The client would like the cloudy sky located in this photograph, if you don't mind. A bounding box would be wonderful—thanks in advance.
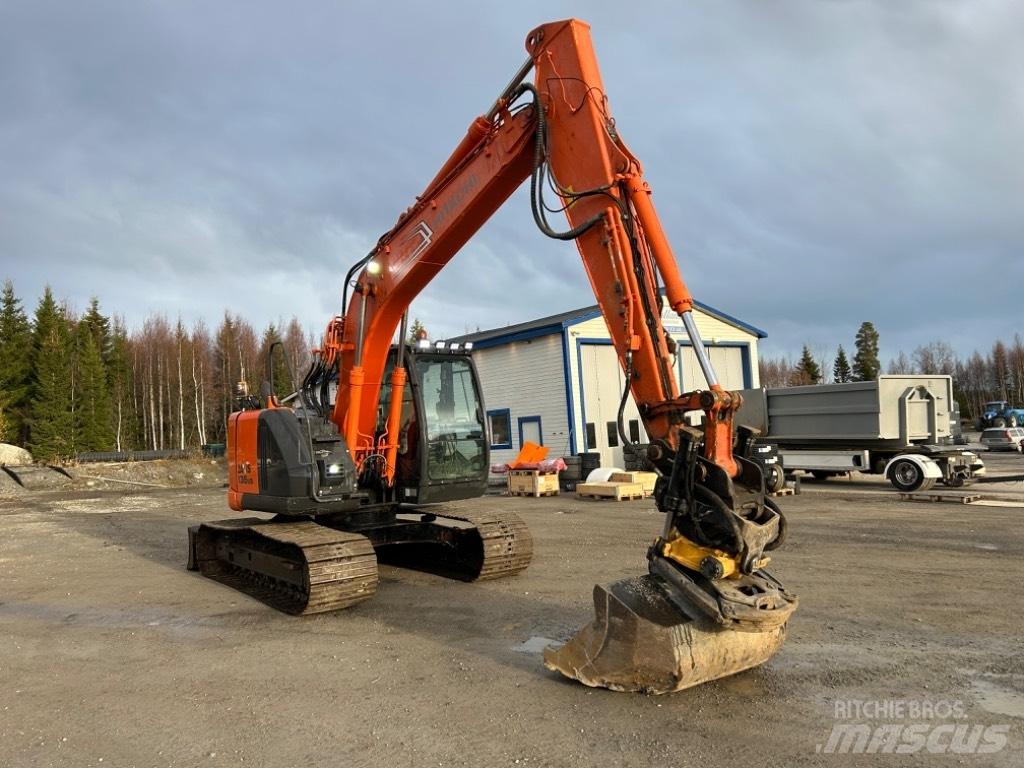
[1,0,1021,364]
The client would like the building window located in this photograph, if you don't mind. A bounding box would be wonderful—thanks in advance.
[606,421,618,448]
[629,419,641,444]
[487,409,512,450]
[518,415,543,448]
[585,422,597,450]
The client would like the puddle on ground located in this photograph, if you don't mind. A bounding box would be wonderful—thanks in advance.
[513,635,558,654]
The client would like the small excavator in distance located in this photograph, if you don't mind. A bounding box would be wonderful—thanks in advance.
[187,18,797,694]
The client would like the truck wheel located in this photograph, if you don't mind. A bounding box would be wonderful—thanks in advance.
[889,458,926,492]
[765,464,786,492]
[992,417,1006,428]
[1009,416,1019,428]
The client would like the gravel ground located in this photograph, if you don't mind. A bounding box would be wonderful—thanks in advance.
[1,456,1023,767]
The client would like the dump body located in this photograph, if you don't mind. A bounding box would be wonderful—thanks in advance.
[737,376,954,449]
[737,376,983,490]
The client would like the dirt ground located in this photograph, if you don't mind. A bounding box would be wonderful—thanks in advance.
[2,455,1024,767]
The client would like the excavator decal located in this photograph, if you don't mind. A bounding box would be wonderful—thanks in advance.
[403,221,433,263]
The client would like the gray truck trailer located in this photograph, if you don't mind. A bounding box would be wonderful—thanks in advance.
[737,375,984,492]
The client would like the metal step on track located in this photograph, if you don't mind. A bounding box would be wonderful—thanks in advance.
[188,518,378,615]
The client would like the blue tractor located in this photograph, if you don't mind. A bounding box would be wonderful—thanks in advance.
[977,400,1024,429]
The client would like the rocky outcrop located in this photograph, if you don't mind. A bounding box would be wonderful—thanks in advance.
[0,443,33,466]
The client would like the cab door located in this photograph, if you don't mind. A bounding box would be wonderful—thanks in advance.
[382,352,489,504]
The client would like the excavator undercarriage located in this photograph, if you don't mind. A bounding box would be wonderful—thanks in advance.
[188,507,532,615]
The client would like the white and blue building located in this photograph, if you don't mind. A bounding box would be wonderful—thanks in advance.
[449,300,766,470]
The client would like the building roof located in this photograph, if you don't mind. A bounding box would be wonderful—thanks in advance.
[448,298,768,349]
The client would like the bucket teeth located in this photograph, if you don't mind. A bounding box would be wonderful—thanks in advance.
[543,575,788,694]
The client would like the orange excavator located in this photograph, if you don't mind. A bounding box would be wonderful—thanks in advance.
[187,18,797,694]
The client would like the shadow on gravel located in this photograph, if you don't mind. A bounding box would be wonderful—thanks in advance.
[40,490,598,676]
[31,489,788,692]
[40,488,222,572]
[352,575,590,675]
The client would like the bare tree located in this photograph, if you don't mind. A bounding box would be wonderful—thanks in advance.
[192,323,209,446]
[992,341,1010,400]
[912,341,956,375]
[758,356,794,388]
[176,320,186,450]
[887,351,912,374]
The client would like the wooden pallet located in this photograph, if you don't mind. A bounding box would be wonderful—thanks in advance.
[507,489,559,498]
[608,471,657,497]
[770,487,795,497]
[898,492,982,505]
[576,481,645,501]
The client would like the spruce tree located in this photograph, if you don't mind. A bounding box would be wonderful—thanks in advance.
[28,288,75,460]
[408,318,427,344]
[73,325,114,451]
[791,345,822,385]
[852,321,881,382]
[833,345,852,383]
[261,324,294,397]
[0,280,33,443]
[80,297,113,364]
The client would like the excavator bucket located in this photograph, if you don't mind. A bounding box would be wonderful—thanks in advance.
[544,575,787,694]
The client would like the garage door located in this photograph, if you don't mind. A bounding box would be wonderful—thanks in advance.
[579,343,647,468]
[678,345,746,391]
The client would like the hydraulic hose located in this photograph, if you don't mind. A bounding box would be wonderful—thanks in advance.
[515,82,604,241]
[691,484,744,556]
[616,354,636,450]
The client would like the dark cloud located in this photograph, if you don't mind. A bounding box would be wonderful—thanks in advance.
[1,0,1020,364]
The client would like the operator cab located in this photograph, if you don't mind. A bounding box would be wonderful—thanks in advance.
[378,345,489,505]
